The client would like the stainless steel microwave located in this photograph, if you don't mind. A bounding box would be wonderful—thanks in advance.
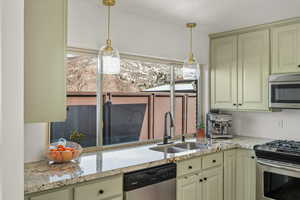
[269,73,300,109]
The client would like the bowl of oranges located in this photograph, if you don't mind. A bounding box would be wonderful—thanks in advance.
[47,138,83,163]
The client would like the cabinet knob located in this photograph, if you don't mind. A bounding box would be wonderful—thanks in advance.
[212,160,216,163]
[199,179,203,182]
[251,156,255,159]
[188,165,193,169]
[99,189,104,194]
[204,178,207,181]
[238,104,242,106]
[298,65,300,68]
[233,104,237,106]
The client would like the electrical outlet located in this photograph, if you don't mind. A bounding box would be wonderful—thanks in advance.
[282,120,287,129]
[277,120,284,128]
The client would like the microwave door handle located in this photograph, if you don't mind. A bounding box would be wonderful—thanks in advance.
[257,159,300,173]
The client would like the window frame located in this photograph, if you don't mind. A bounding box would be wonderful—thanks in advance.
[48,47,202,149]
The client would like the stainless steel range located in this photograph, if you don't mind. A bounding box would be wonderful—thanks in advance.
[254,140,300,200]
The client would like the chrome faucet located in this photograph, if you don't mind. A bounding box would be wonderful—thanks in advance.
[163,112,175,145]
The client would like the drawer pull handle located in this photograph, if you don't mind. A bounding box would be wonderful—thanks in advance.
[204,178,207,181]
[99,190,104,194]
[212,160,216,163]
[188,166,193,169]
[199,179,203,182]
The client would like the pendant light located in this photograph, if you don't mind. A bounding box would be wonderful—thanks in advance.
[183,23,199,80]
[99,0,120,74]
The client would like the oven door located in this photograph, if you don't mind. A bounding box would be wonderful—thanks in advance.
[269,81,300,108]
[257,159,300,200]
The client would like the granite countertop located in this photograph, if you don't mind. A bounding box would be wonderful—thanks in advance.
[24,136,272,195]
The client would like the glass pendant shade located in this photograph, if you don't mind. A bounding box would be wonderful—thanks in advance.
[183,22,199,80]
[183,56,199,80]
[99,45,120,74]
[99,0,120,75]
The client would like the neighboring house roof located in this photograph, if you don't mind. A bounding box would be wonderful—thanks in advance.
[143,83,195,93]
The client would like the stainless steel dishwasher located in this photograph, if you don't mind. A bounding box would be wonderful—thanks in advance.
[124,163,176,200]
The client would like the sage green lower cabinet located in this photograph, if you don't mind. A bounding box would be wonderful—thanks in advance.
[74,174,123,200]
[236,150,256,200]
[224,150,237,200]
[27,175,123,200]
[30,189,72,200]
[202,167,223,200]
[177,174,200,200]
[176,153,223,200]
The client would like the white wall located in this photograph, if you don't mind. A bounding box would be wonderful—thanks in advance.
[1,0,24,199]
[68,0,209,62]
[24,0,210,163]
[232,110,300,140]
[24,123,48,163]
[0,0,2,197]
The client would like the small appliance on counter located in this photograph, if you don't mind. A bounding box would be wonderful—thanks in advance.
[206,110,233,139]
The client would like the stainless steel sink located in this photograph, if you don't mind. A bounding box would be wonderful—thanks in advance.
[150,145,186,153]
[150,141,209,153]
[174,142,208,150]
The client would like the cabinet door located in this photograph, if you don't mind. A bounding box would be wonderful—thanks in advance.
[211,36,238,110]
[224,150,236,200]
[236,150,256,200]
[30,189,72,200]
[202,167,223,200]
[25,0,67,122]
[272,23,300,74]
[237,30,270,110]
[177,174,200,200]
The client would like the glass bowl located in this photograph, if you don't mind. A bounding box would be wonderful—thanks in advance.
[46,138,83,163]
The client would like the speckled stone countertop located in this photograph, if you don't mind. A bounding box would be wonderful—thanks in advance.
[24,136,272,195]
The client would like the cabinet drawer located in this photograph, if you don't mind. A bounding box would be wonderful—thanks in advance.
[202,152,223,170]
[31,189,72,200]
[177,157,202,176]
[74,175,122,200]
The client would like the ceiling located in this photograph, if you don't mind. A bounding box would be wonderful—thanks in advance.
[113,0,300,33]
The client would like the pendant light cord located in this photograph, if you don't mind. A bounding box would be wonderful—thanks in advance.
[190,27,193,56]
[107,6,111,41]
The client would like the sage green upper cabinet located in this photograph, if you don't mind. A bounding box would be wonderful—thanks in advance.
[210,29,270,111]
[211,36,238,110]
[237,30,270,110]
[25,0,67,122]
[271,23,300,74]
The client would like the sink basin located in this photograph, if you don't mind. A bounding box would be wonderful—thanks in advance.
[174,142,208,150]
[150,146,186,153]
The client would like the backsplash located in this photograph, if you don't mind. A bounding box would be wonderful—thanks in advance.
[231,110,300,140]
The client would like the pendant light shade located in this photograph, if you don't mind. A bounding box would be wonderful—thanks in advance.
[183,23,199,80]
[99,0,120,74]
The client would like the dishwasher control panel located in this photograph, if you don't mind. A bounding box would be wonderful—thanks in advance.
[124,163,176,191]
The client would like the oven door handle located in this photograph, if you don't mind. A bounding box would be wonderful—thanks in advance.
[257,159,300,173]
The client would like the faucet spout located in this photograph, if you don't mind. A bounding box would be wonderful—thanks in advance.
[162,112,174,145]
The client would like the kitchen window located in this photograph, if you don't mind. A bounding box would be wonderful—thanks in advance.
[50,48,198,147]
